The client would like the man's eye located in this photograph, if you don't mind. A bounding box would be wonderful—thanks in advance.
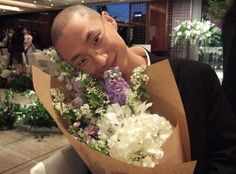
[93,34,100,45]
[78,57,88,67]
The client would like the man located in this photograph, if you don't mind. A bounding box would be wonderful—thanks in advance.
[222,0,236,116]
[35,4,236,174]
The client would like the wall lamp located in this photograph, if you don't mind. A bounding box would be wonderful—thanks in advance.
[0,4,24,11]
[0,0,51,10]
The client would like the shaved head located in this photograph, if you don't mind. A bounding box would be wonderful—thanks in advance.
[50,4,130,79]
[51,4,101,47]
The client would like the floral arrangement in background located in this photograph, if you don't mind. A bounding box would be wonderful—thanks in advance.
[0,89,56,130]
[17,90,56,129]
[50,53,173,167]
[0,64,33,92]
[0,89,21,129]
[173,20,222,47]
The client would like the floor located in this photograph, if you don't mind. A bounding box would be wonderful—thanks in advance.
[0,130,69,174]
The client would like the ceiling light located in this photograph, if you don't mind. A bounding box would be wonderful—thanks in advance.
[0,4,23,11]
[0,0,51,9]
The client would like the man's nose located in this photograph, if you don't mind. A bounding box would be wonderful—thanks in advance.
[92,53,108,69]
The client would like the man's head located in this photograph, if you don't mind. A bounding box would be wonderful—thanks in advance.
[51,5,129,79]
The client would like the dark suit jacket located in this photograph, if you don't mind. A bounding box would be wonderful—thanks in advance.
[222,21,236,116]
[149,52,236,174]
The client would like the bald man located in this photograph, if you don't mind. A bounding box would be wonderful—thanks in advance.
[32,4,236,174]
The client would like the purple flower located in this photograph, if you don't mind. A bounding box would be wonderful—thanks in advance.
[73,82,82,94]
[71,82,84,108]
[104,68,129,105]
[71,96,83,108]
[84,125,99,139]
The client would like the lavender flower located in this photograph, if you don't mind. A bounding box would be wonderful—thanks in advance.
[84,125,99,139]
[71,82,84,108]
[71,96,83,108]
[104,67,129,105]
[73,82,83,94]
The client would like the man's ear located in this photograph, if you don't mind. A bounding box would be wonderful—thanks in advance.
[101,11,117,30]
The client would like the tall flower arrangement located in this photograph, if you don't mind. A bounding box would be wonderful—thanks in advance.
[49,52,173,167]
[173,20,221,47]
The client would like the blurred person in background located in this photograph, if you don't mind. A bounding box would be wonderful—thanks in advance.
[222,0,236,116]
[8,26,24,67]
[23,27,35,54]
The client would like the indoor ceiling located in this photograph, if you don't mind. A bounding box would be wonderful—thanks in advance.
[0,0,150,15]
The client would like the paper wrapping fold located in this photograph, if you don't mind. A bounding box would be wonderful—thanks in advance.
[32,60,196,174]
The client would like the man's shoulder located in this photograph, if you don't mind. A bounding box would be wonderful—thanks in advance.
[167,59,217,84]
[147,51,214,77]
[169,59,210,70]
[169,59,213,72]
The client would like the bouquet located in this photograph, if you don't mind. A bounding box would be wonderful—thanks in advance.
[32,52,196,173]
[50,63,174,167]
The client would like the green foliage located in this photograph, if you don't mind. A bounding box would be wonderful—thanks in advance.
[0,77,7,88]
[5,74,33,92]
[0,89,21,129]
[0,89,56,130]
[207,0,231,19]
[0,64,33,92]
[18,90,56,128]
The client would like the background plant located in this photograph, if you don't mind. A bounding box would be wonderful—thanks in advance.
[207,0,231,19]
[0,89,21,129]
[18,90,56,129]
[0,64,33,92]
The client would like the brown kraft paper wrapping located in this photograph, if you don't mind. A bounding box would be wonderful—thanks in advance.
[32,59,196,174]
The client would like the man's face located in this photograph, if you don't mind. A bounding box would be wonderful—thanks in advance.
[56,12,128,79]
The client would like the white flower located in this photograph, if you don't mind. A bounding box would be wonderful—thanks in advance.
[174,25,181,31]
[130,65,149,87]
[54,102,70,115]
[173,20,221,47]
[50,88,65,102]
[97,103,132,139]
[74,104,92,120]
[75,73,88,82]
[177,31,182,36]
[107,113,173,167]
